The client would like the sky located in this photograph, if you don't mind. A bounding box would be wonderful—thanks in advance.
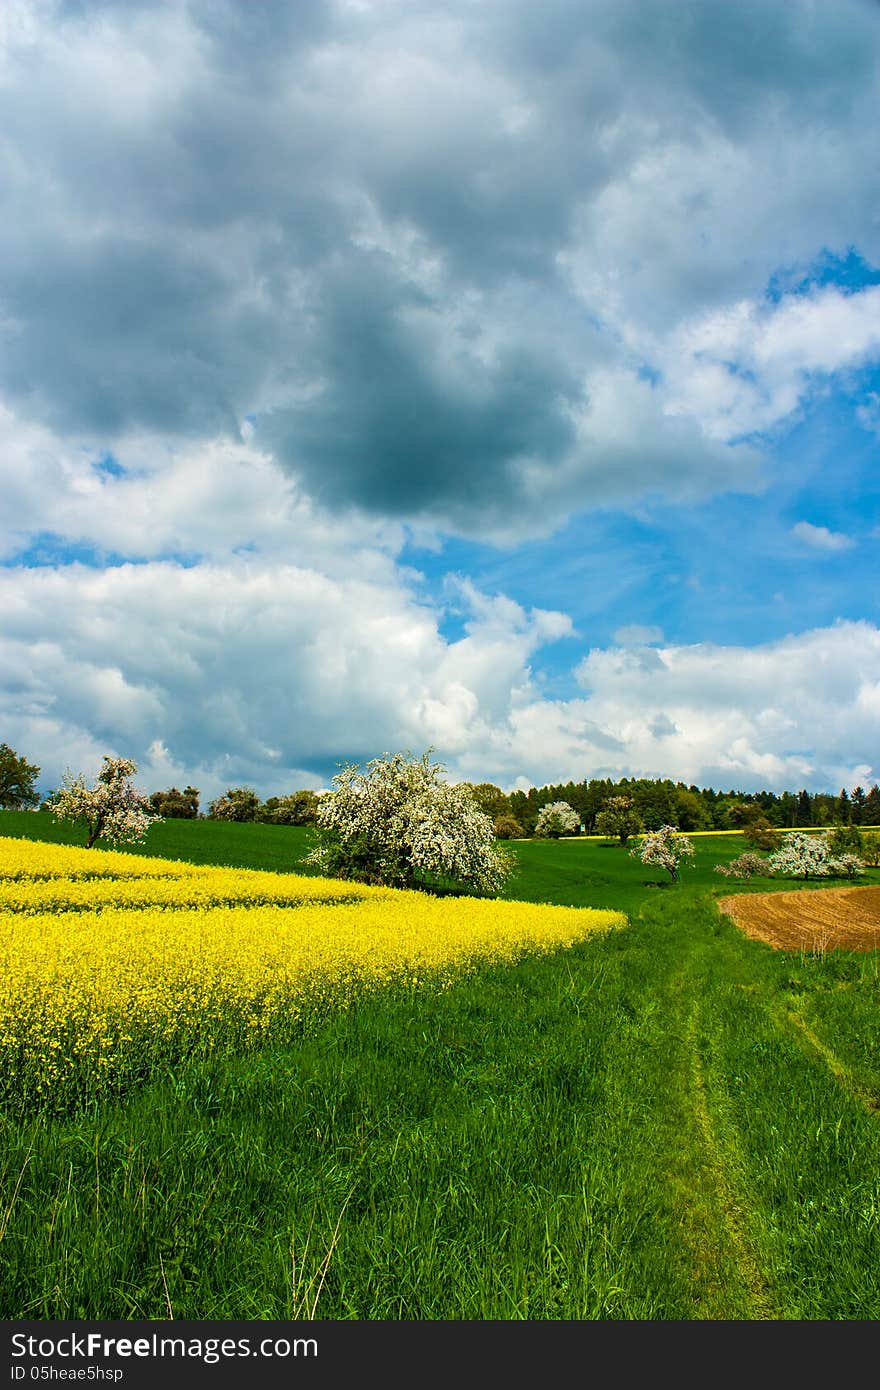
[1,0,879,802]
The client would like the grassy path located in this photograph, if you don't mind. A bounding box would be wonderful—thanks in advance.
[2,893,879,1318]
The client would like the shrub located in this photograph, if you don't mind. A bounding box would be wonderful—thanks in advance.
[827,853,865,879]
[149,785,200,819]
[827,823,864,857]
[860,832,880,867]
[260,791,319,825]
[714,852,770,879]
[494,814,525,840]
[208,787,261,822]
[769,832,834,880]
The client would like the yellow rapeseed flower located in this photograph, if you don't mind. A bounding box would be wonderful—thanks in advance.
[0,835,626,1111]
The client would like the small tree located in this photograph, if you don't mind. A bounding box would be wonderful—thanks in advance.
[860,831,880,867]
[827,823,864,857]
[828,852,865,880]
[714,852,770,879]
[631,824,694,882]
[307,750,512,894]
[260,790,319,825]
[493,813,525,840]
[741,816,781,851]
[0,743,41,809]
[534,801,581,839]
[208,786,261,822]
[595,795,643,845]
[53,756,161,848]
[769,832,833,880]
[461,782,513,822]
[149,785,200,819]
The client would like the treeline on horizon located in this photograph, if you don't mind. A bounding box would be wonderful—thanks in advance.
[134,774,880,837]
[503,776,880,835]
[5,739,878,838]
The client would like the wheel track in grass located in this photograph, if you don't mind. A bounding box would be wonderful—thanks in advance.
[682,997,779,1320]
[772,999,880,1115]
[651,905,784,1320]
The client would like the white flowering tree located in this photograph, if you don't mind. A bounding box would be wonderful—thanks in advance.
[631,824,694,882]
[830,853,866,879]
[769,832,864,880]
[306,750,513,895]
[534,801,581,839]
[53,756,161,848]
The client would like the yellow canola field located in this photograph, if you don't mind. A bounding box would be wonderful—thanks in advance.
[0,837,625,1111]
[0,836,382,897]
[0,867,394,913]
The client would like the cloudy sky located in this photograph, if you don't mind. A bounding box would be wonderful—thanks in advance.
[2,0,879,801]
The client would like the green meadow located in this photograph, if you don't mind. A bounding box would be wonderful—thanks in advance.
[1,811,879,1319]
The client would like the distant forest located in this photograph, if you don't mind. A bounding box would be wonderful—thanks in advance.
[501,777,880,836]
[112,769,880,836]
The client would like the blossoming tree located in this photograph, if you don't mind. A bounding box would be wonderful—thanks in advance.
[53,756,161,848]
[769,831,864,880]
[631,824,694,882]
[534,801,581,839]
[306,750,513,894]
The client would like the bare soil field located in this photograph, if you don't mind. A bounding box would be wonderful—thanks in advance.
[718,885,880,952]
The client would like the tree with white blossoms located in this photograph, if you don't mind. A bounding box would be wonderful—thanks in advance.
[533,800,581,839]
[769,831,863,880]
[631,824,694,882]
[306,750,513,895]
[53,756,161,848]
[830,853,866,880]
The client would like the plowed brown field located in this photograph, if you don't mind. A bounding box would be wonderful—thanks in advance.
[718,884,880,951]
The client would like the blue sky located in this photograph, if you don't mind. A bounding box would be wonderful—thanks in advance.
[1,0,878,799]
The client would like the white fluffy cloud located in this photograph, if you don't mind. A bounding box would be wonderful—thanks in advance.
[2,555,876,798]
[0,559,576,798]
[571,622,880,792]
[791,521,855,552]
[0,402,409,571]
[654,285,880,442]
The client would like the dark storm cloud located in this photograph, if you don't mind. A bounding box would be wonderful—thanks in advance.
[0,0,877,532]
[258,250,589,518]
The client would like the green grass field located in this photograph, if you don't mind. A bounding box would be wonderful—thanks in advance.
[1,811,879,1319]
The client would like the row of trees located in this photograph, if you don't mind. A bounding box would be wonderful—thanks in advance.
[500,777,880,835]
[51,780,320,826]
[4,743,878,833]
[47,751,515,896]
[0,746,324,826]
[202,787,320,825]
